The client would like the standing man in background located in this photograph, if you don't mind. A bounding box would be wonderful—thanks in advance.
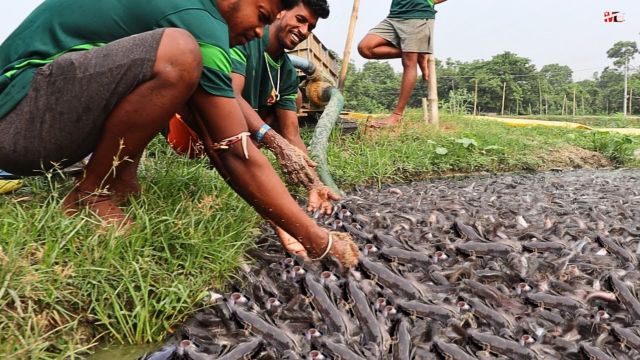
[357,0,447,127]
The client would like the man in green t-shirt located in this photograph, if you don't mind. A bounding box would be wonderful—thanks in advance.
[233,0,333,255]
[229,0,329,153]
[0,0,359,267]
[167,0,333,256]
[358,0,448,126]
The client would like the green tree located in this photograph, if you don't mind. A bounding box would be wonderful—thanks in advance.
[539,64,574,114]
[337,42,638,116]
[343,61,400,112]
[607,41,638,68]
[598,67,625,114]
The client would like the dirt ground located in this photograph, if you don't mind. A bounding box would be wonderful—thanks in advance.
[536,145,612,169]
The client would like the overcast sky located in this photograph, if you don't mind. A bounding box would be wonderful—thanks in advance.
[2,0,639,80]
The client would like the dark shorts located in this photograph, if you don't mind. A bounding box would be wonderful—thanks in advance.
[0,29,164,176]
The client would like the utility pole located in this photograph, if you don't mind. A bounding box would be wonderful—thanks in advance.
[501,82,507,116]
[473,79,478,116]
[623,57,629,116]
[451,79,456,113]
[545,95,548,115]
[573,86,576,116]
[427,54,439,126]
[538,80,543,115]
[338,0,360,90]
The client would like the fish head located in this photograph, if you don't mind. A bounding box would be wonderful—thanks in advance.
[228,292,249,306]
[305,328,322,340]
[308,350,326,359]
[265,297,282,310]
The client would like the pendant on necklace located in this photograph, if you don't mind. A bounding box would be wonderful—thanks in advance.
[267,88,279,105]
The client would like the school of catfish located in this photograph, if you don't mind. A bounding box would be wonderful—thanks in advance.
[141,169,640,359]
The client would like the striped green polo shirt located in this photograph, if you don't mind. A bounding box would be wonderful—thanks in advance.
[0,0,235,119]
[389,0,437,19]
[229,26,299,112]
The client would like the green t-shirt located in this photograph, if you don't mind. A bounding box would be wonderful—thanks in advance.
[389,0,437,19]
[229,26,299,112]
[0,0,234,119]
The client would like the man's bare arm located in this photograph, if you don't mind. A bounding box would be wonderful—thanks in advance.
[275,107,307,154]
[274,107,339,214]
[231,73,317,184]
[188,87,329,256]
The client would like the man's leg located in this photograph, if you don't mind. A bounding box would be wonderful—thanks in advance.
[109,152,142,203]
[418,19,435,82]
[418,53,430,82]
[357,34,401,60]
[374,52,419,126]
[67,28,202,224]
[358,18,402,60]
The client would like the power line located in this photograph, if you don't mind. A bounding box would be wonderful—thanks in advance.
[436,66,609,80]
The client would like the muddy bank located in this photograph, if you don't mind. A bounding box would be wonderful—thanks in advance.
[142,169,640,359]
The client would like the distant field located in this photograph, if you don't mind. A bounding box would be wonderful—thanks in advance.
[514,114,640,128]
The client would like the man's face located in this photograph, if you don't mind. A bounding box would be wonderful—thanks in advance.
[274,4,319,50]
[222,0,282,46]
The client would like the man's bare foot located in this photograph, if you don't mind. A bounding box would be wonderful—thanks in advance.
[370,112,403,128]
[63,188,134,235]
[111,180,141,205]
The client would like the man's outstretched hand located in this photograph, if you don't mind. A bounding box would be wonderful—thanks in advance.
[307,185,340,214]
[273,224,310,260]
[275,226,361,269]
[262,131,340,214]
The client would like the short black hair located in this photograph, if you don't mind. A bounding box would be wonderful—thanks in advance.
[282,0,330,19]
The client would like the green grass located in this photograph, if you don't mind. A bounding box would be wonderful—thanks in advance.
[0,144,259,359]
[1,111,639,359]
[327,112,639,187]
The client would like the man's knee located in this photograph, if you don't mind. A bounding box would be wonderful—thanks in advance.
[155,28,203,87]
[357,40,373,59]
[401,53,419,68]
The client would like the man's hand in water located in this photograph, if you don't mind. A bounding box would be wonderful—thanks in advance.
[272,223,309,260]
[307,184,340,215]
[262,131,319,189]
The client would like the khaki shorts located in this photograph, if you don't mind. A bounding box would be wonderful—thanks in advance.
[368,18,434,53]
